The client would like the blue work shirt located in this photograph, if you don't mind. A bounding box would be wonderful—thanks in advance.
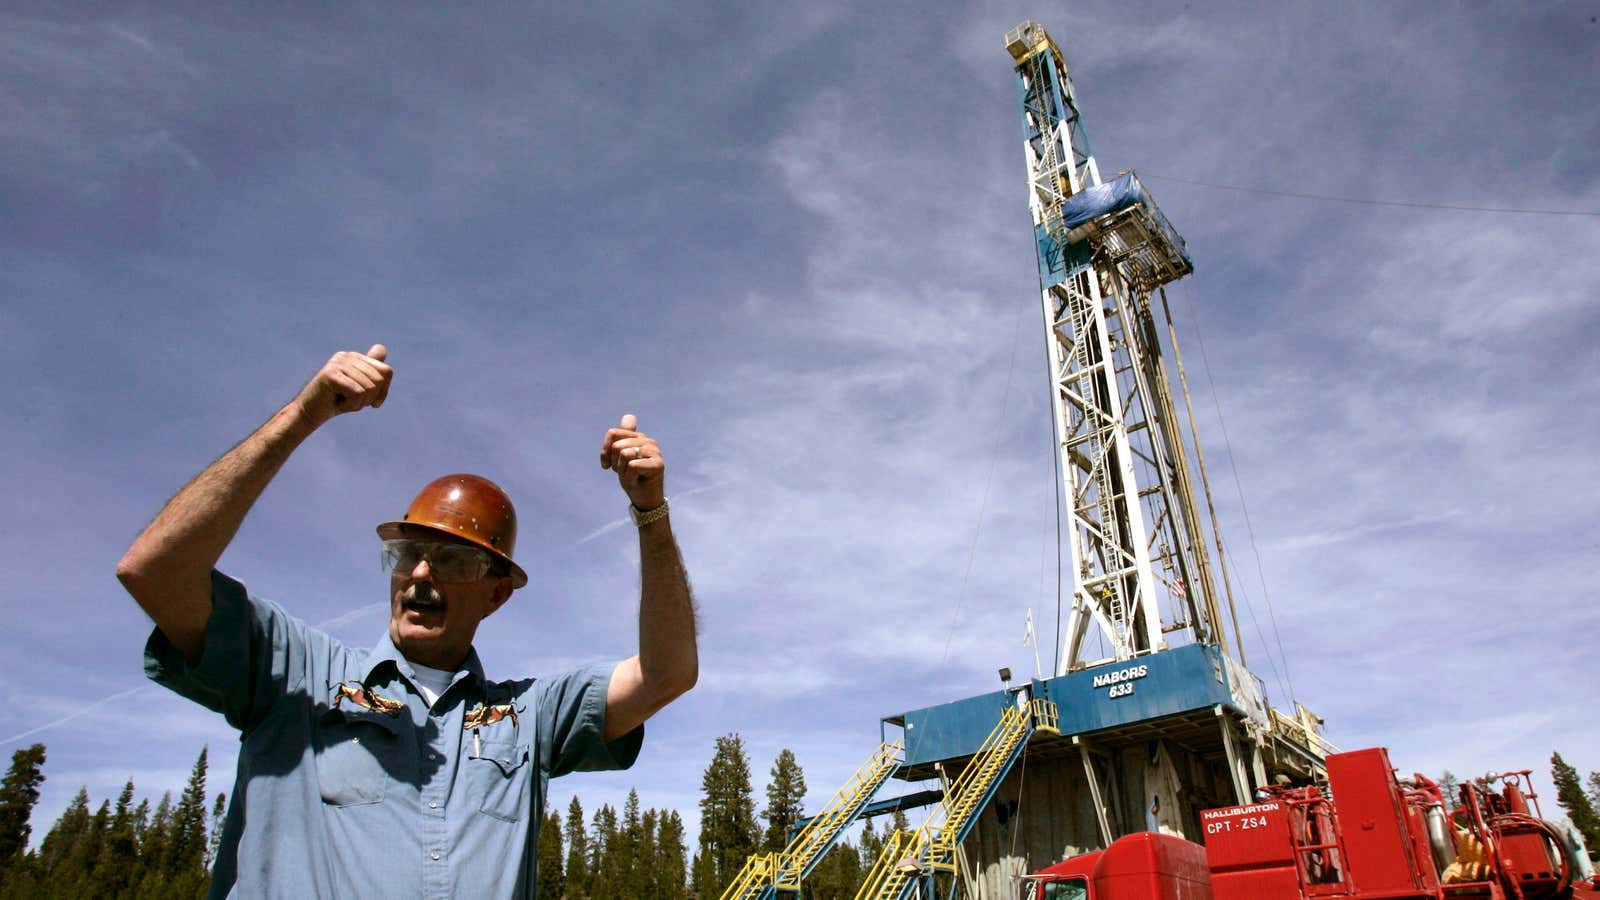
[145,571,642,899]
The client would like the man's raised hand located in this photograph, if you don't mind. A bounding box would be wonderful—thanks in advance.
[600,413,666,510]
[294,344,393,427]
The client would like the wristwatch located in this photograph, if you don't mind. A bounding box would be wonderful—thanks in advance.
[628,498,670,528]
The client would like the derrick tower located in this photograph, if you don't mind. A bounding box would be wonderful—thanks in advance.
[1009,20,1228,674]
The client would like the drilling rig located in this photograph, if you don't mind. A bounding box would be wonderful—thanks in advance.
[865,21,1336,897]
[722,20,1334,900]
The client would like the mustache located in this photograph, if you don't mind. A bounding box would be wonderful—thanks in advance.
[402,583,444,607]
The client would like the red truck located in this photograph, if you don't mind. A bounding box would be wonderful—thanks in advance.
[1021,747,1599,900]
[1022,831,1211,899]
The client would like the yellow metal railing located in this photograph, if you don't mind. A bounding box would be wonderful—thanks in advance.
[780,741,901,879]
[720,740,903,900]
[1031,697,1061,734]
[929,706,1035,868]
[855,699,1059,898]
[1004,21,1053,63]
[720,853,778,900]
[854,827,926,900]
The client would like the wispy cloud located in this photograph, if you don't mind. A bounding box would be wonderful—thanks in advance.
[573,483,729,546]
[0,686,153,748]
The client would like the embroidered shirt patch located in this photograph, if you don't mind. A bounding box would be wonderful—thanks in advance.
[463,703,519,730]
[332,681,405,717]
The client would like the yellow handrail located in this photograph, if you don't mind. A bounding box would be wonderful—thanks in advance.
[855,698,1059,898]
[854,827,928,900]
[720,740,903,900]
[780,740,901,878]
[719,853,777,900]
[1031,697,1061,734]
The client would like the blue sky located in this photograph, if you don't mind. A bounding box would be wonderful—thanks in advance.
[3,1,1597,851]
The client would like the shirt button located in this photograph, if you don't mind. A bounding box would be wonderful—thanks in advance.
[430,851,441,861]
[428,801,438,809]
[351,738,360,744]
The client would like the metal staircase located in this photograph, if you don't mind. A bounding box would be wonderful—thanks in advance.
[856,699,1060,899]
[720,741,904,900]
[856,827,927,900]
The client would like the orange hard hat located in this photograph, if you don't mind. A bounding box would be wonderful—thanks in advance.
[376,474,528,588]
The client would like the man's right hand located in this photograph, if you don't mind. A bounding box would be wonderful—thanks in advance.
[119,342,394,662]
[292,344,393,428]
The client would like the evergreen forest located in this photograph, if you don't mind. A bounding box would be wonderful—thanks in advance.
[4,737,1596,898]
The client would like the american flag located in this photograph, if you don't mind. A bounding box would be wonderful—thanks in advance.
[1170,578,1187,600]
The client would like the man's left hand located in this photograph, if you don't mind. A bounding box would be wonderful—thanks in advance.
[600,414,665,510]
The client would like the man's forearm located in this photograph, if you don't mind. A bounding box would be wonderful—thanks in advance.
[604,516,698,740]
[117,402,317,661]
[118,345,392,662]
[636,518,698,698]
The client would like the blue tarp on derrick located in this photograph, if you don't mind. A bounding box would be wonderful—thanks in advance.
[1048,171,1194,275]
[1059,172,1145,231]
[1056,169,1145,229]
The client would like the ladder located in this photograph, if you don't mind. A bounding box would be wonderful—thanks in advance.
[720,740,904,900]
[856,699,1060,899]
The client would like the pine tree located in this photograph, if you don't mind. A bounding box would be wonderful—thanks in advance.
[564,796,589,900]
[589,803,617,899]
[131,797,150,850]
[1437,771,1461,811]
[0,743,47,876]
[1588,771,1600,815]
[536,809,563,900]
[206,792,227,870]
[637,809,658,897]
[804,839,863,900]
[134,791,174,897]
[171,748,209,869]
[763,749,807,852]
[858,818,884,871]
[694,734,759,898]
[0,851,40,900]
[690,848,718,900]
[63,799,111,900]
[90,780,138,897]
[165,746,212,898]
[35,787,90,883]
[656,810,689,900]
[615,790,643,896]
[1552,751,1600,850]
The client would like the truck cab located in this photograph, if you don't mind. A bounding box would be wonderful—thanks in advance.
[1021,863,1088,900]
[1020,832,1213,900]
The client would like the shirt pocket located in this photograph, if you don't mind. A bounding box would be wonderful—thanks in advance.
[466,739,531,822]
[315,712,401,807]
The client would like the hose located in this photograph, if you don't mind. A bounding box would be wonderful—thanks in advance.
[1488,813,1572,899]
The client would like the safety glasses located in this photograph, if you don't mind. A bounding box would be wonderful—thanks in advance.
[380,539,495,583]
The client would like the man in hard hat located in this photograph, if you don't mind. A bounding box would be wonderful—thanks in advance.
[116,344,697,898]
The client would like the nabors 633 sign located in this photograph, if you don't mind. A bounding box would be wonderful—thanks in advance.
[1092,664,1149,699]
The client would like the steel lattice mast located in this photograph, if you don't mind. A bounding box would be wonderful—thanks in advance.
[1005,21,1239,675]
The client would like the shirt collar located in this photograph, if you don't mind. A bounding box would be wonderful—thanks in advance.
[362,633,486,689]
